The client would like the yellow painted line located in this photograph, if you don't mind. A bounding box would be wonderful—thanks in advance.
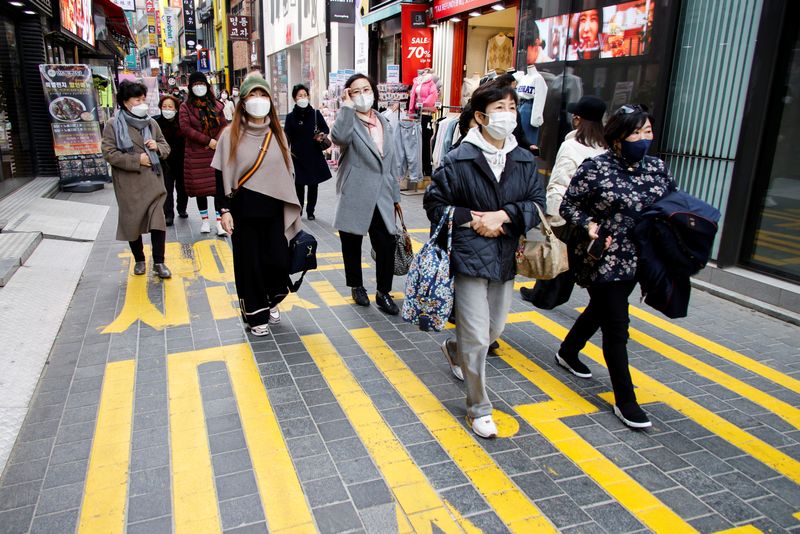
[317,262,370,272]
[494,342,695,533]
[78,360,135,534]
[628,306,800,395]
[506,311,800,484]
[303,333,482,533]
[169,345,314,533]
[310,280,349,307]
[514,280,535,290]
[317,251,344,259]
[350,328,557,532]
[714,527,762,533]
[758,229,800,243]
[194,239,234,283]
[207,286,239,320]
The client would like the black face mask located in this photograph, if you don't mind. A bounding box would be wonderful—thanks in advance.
[620,139,652,162]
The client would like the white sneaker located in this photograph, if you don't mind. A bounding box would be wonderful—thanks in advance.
[468,415,497,439]
[250,324,270,337]
[268,308,281,325]
[440,338,464,381]
[200,220,211,233]
[216,221,227,236]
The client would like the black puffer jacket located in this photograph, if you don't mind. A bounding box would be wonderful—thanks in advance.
[424,141,545,282]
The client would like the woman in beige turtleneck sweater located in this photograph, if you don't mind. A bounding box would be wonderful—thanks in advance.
[212,74,302,337]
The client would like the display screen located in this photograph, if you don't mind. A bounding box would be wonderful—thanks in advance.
[60,0,96,46]
[528,0,653,64]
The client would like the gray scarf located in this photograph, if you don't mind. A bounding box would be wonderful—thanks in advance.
[114,109,162,174]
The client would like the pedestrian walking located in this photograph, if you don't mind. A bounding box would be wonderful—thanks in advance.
[557,104,676,429]
[331,73,402,315]
[155,95,188,225]
[220,89,235,121]
[520,95,606,306]
[284,84,332,221]
[180,71,228,236]
[212,74,302,337]
[424,81,544,438]
[101,80,172,279]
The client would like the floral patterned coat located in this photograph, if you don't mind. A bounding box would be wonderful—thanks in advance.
[560,150,677,287]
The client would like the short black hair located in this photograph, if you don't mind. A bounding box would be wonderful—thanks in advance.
[117,80,147,108]
[458,101,474,137]
[604,104,654,146]
[469,80,518,119]
[344,73,379,110]
[495,73,516,87]
[292,84,309,99]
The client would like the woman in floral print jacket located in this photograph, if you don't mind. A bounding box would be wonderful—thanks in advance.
[557,104,676,430]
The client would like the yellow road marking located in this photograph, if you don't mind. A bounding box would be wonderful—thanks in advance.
[303,333,482,533]
[514,281,535,290]
[494,341,695,532]
[317,262,369,272]
[714,527,763,533]
[78,360,135,534]
[310,280,349,307]
[194,240,234,283]
[169,345,314,533]
[350,328,557,532]
[207,286,239,320]
[629,305,800,395]
[506,311,800,484]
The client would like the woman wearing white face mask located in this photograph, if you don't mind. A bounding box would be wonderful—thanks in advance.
[212,74,302,337]
[220,90,235,121]
[155,95,188,225]
[424,80,545,438]
[331,73,402,315]
[283,83,332,221]
[101,80,172,279]
[180,71,228,236]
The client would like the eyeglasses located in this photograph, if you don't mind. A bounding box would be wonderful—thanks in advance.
[616,104,648,115]
[349,87,373,96]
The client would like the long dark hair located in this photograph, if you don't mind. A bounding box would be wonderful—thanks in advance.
[228,89,292,172]
[575,119,606,148]
[344,73,379,110]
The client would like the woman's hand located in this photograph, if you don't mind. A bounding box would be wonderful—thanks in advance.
[588,221,612,250]
[471,210,508,238]
[139,153,151,167]
[144,139,158,151]
[341,88,353,106]
[208,138,218,150]
[221,212,234,235]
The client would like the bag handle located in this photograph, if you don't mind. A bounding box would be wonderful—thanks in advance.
[534,204,554,238]
[230,131,272,197]
[395,203,408,231]
[427,207,454,256]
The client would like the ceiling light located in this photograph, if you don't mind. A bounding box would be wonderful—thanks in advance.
[491,4,505,10]
[450,16,461,22]
[468,11,481,17]
[428,23,437,28]
[9,1,24,6]
[23,9,36,13]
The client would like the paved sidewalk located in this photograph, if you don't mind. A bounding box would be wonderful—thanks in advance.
[1,180,799,533]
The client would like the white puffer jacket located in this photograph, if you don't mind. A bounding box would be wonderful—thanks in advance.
[546,130,605,225]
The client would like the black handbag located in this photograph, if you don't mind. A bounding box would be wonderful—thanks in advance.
[522,270,575,310]
[287,230,317,292]
[314,111,332,150]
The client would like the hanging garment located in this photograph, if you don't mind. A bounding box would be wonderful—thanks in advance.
[486,34,514,73]
[397,120,423,182]
[431,116,460,170]
[421,114,434,177]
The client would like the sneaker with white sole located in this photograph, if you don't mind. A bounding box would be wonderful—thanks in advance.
[250,324,270,337]
[467,415,497,439]
[216,221,227,236]
[440,338,464,381]
[200,220,211,233]
[614,403,652,429]
[555,350,592,379]
[268,308,280,325]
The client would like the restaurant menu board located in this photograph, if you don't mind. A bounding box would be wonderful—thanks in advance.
[39,64,110,186]
[531,0,654,63]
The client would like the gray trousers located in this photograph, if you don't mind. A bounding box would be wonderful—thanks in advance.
[453,274,514,419]
[397,121,422,182]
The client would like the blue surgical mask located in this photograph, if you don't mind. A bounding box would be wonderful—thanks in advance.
[620,139,651,162]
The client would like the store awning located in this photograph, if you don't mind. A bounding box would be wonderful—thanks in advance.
[361,2,403,25]
[93,0,135,42]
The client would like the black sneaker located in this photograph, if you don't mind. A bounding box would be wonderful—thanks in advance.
[555,350,592,378]
[165,216,174,227]
[614,402,652,429]
[520,286,536,303]
[488,340,500,355]
[375,292,399,315]
[307,214,316,221]
[351,286,370,307]
[178,211,189,219]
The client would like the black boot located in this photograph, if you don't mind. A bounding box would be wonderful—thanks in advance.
[351,286,370,307]
[375,292,399,315]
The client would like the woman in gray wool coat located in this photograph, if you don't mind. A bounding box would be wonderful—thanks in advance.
[101,80,172,279]
[331,73,401,315]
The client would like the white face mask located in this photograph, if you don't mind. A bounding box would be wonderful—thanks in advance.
[220,93,228,100]
[192,85,208,97]
[296,98,309,108]
[482,111,517,141]
[130,103,149,117]
[232,90,239,97]
[161,109,177,120]
[353,93,374,113]
[245,97,271,118]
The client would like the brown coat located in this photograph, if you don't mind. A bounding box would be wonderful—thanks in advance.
[101,118,171,241]
[179,101,227,197]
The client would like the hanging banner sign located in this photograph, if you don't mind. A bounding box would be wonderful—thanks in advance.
[227,15,250,41]
[432,0,495,20]
[112,0,135,11]
[401,4,433,85]
[197,48,211,72]
[164,8,177,46]
[38,64,110,188]
[329,0,355,23]
[183,0,197,50]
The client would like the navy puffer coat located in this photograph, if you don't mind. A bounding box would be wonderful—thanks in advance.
[424,141,545,282]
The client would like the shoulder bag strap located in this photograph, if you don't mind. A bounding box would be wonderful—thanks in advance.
[230,130,272,197]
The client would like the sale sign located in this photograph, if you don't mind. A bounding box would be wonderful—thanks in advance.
[401,4,433,85]
[432,0,495,20]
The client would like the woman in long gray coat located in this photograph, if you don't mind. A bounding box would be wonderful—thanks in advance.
[101,80,172,278]
[331,74,401,315]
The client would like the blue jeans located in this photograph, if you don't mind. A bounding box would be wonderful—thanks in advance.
[519,100,539,146]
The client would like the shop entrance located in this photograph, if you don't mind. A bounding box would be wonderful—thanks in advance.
[461,8,518,104]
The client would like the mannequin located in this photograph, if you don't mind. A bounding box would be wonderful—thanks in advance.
[514,64,547,145]
[408,68,439,177]
[461,72,481,106]
[486,32,514,73]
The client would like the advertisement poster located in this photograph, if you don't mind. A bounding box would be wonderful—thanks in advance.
[182,0,197,50]
[39,64,110,187]
[527,0,654,64]
[329,0,355,23]
[400,4,433,85]
[354,0,369,74]
[60,0,96,46]
[386,65,400,84]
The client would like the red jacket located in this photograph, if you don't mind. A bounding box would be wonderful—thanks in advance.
[179,100,227,197]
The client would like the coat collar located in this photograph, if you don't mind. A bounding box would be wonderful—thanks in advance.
[352,109,389,165]
[452,140,533,163]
